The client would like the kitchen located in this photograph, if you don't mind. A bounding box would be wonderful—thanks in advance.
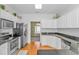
[0,4,79,55]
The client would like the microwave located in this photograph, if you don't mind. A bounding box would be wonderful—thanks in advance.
[0,18,14,29]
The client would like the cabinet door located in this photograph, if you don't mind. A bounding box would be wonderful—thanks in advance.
[49,36,62,49]
[48,36,57,48]
[41,35,49,45]
[57,9,79,28]
[0,42,8,55]
[18,37,21,49]
[0,19,2,29]
[41,35,62,49]
[57,16,72,28]
[0,10,10,19]
[57,17,65,28]
[70,11,79,28]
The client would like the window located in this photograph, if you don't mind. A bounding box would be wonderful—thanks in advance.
[35,23,40,34]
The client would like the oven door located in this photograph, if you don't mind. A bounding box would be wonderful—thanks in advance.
[8,38,18,55]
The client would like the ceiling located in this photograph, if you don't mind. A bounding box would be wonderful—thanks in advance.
[7,4,79,15]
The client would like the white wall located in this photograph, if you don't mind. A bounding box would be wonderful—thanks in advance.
[41,28,57,32]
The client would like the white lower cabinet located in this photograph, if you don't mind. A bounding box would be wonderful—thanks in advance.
[70,42,79,54]
[0,38,19,55]
[49,36,62,49]
[61,40,70,49]
[0,42,9,55]
[18,37,21,49]
[41,35,50,45]
[41,35,62,49]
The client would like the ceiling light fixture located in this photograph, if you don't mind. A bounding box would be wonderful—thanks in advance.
[35,4,42,9]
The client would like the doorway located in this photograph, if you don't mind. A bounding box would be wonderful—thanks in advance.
[31,22,40,42]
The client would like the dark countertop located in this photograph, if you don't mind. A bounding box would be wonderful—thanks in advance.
[0,36,20,45]
[0,37,11,45]
[55,33,79,41]
[41,32,79,41]
[0,39,7,45]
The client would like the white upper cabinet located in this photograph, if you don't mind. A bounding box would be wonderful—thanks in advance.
[41,19,57,28]
[0,10,21,28]
[0,10,16,22]
[57,8,79,28]
[0,10,12,20]
[57,15,72,28]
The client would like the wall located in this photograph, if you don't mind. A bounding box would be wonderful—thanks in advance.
[41,28,57,32]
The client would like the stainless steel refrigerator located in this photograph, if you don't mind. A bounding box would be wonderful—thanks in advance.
[16,23,24,48]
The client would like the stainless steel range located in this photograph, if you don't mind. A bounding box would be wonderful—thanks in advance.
[8,37,18,55]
